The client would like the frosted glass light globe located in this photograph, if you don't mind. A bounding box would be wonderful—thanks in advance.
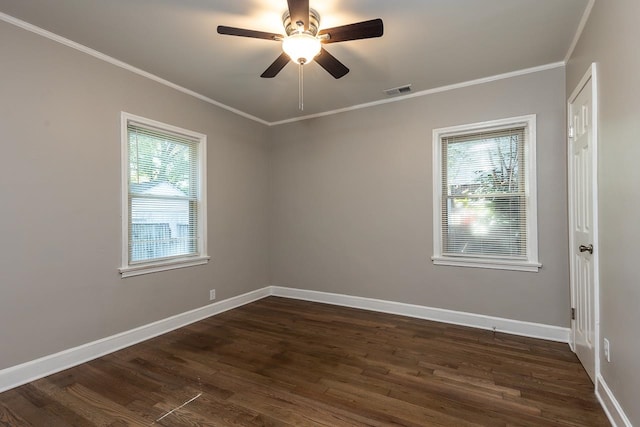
[282,33,321,64]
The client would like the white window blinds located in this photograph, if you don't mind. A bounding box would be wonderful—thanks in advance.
[441,126,527,259]
[127,122,200,264]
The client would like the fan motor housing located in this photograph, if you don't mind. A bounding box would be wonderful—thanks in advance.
[283,8,320,36]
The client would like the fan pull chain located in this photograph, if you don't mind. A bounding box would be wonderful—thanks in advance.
[298,62,304,111]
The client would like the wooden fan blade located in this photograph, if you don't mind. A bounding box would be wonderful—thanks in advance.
[261,53,291,78]
[318,18,384,43]
[315,48,349,79]
[217,25,282,41]
[287,0,309,31]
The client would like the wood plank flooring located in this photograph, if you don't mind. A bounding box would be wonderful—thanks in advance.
[0,297,609,426]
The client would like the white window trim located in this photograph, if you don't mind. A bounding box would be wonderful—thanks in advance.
[431,115,541,272]
[119,112,209,278]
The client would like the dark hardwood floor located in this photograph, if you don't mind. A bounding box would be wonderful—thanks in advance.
[0,297,609,426]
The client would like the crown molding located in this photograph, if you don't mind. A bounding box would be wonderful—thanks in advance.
[0,12,269,126]
[1,11,565,127]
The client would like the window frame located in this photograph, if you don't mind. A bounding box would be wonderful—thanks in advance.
[431,115,540,272]
[119,112,209,278]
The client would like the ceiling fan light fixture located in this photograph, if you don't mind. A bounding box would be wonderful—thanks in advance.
[282,33,321,64]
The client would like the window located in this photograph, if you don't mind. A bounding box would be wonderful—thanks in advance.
[120,113,208,277]
[432,115,540,272]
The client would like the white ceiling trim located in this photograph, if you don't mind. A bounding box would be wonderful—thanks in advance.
[0,11,270,126]
[269,62,565,126]
[1,10,567,128]
[563,0,596,63]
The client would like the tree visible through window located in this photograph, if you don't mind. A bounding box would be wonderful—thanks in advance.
[444,128,525,257]
[120,113,208,277]
[432,116,539,271]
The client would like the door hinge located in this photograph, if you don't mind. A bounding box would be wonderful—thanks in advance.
[568,126,575,138]
[571,308,576,320]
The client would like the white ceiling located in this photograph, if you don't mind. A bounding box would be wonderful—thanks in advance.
[0,0,589,123]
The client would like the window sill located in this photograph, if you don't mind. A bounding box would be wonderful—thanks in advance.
[431,256,541,272]
[120,256,210,278]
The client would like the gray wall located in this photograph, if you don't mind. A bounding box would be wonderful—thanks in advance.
[269,67,570,327]
[4,3,637,421]
[0,12,576,384]
[0,21,270,370]
[566,0,640,424]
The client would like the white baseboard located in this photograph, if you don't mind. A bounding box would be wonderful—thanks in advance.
[596,374,633,427]
[0,285,572,394]
[270,286,570,343]
[0,287,271,393]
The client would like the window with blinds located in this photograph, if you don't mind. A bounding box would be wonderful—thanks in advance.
[120,113,208,277]
[432,116,540,272]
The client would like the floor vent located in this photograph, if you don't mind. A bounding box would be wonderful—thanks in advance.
[384,84,412,96]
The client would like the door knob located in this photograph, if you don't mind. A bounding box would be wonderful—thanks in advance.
[579,244,593,254]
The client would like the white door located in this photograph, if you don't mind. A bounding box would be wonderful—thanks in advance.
[568,66,598,383]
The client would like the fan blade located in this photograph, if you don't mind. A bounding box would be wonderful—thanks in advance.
[318,18,384,43]
[315,48,349,79]
[261,53,291,78]
[287,0,309,31]
[217,26,282,41]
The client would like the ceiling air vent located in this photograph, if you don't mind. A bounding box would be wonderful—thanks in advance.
[384,84,412,96]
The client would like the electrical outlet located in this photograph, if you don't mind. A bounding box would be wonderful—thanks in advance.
[603,338,611,362]
[209,289,216,301]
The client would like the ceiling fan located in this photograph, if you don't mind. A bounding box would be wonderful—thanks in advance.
[217,0,384,80]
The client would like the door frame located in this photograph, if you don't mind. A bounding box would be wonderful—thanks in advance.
[567,62,600,384]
